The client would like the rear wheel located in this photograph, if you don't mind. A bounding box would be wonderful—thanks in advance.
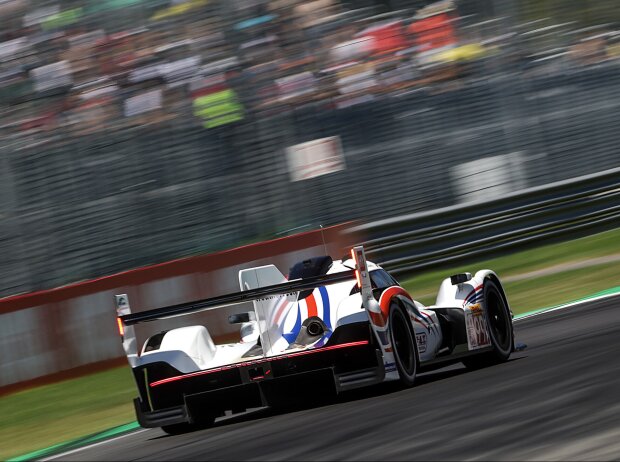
[162,423,195,435]
[389,303,419,387]
[463,279,513,369]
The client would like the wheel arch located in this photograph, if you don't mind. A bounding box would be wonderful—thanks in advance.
[390,293,418,328]
[475,270,513,319]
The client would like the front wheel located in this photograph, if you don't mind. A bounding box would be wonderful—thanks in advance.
[389,303,419,387]
[463,279,513,369]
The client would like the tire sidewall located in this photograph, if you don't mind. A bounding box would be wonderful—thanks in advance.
[389,302,419,386]
[483,279,513,361]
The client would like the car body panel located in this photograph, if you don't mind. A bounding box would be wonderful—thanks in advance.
[115,246,513,428]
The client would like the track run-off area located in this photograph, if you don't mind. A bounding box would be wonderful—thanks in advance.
[47,296,620,461]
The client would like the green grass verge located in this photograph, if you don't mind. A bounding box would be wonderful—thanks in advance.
[399,227,620,310]
[2,228,620,460]
[501,261,620,314]
[0,368,136,460]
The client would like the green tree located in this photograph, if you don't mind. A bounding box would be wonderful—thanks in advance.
[518,0,620,27]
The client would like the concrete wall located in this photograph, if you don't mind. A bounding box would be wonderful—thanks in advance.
[0,225,355,392]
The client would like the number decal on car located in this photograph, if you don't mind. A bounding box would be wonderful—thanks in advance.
[465,304,491,350]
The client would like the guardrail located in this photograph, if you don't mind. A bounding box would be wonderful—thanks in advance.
[3,61,620,297]
[349,167,620,275]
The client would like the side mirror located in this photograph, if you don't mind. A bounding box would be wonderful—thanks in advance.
[228,311,256,324]
[450,273,472,285]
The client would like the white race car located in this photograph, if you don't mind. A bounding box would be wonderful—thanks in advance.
[115,246,515,434]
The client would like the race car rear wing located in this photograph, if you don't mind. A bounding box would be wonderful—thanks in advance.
[119,269,355,326]
[114,246,375,364]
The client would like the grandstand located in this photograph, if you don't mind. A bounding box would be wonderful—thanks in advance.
[0,0,619,296]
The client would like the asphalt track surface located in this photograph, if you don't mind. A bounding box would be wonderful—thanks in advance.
[59,298,620,461]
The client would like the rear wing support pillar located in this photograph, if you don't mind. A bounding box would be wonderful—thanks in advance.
[115,294,139,367]
[351,246,396,368]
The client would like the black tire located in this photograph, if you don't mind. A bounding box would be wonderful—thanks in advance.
[161,414,215,435]
[463,279,513,369]
[389,303,419,387]
[161,423,195,435]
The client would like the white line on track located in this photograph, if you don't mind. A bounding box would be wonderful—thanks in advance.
[38,407,266,461]
[514,290,620,322]
[40,429,150,461]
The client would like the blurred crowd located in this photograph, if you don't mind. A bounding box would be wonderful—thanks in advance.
[1,0,619,140]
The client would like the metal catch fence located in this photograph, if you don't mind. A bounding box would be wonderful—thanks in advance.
[1,0,619,296]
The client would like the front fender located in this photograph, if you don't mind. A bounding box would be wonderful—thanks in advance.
[434,269,508,310]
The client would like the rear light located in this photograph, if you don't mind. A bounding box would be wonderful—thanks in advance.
[116,317,124,337]
[351,248,362,288]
